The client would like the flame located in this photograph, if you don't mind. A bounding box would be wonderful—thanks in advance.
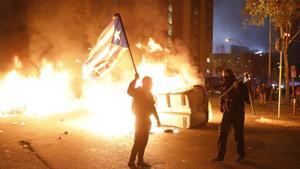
[136,38,202,94]
[0,38,204,136]
[78,81,135,136]
[0,61,76,117]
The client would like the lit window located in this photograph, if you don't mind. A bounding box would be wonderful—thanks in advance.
[168,13,172,24]
[168,26,172,36]
[168,5,172,13]
[206,58,210,63]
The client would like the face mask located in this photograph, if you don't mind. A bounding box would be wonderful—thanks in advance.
[223,76,231,82]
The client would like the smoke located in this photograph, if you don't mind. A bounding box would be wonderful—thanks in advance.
[25,0,92,72]
[213,0,268,53]
[0,0,199,86]
[0,0,29,75]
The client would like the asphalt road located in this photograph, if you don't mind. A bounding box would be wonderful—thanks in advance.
[0,103,300,169]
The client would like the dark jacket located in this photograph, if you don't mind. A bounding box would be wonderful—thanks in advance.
[127,80,157,119]
[220,81,249,113]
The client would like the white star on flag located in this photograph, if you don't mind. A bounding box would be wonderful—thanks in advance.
[82,14,129,79]
[114,30,121,42]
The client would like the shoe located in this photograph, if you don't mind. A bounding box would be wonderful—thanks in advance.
[236,156,245,163]
[137,161,151,167]
[211,157,224,162]
[128,162,136,168]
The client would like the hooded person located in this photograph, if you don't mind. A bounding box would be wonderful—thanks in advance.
[212,69,249,163]
[127,74,161,168]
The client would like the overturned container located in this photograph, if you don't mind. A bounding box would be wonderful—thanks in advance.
[155,85,209,128]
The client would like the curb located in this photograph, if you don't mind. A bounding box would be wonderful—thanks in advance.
[254,116,300,127]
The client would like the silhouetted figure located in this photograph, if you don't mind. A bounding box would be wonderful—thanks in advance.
[260,83,267,105]
[127,74,161,168]
[212,69,249,163]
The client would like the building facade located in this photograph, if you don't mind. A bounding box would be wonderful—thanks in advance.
[167,0,213,73]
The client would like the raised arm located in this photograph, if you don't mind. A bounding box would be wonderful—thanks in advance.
[127,73,139,97]
[127,79,137,97]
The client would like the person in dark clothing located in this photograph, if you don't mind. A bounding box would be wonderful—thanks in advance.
[212,69,249,163]
[127,74,161,168]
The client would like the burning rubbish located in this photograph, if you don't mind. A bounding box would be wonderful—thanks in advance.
[0,19,205,136]
[0,38,206,136]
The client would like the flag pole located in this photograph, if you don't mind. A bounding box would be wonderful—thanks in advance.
[115,13,138,74]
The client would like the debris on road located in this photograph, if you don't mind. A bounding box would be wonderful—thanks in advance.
[19,140,34,153]
[64,131,68,135]
[164,129,174,133]
[164,128,180,134]
[19,140,52,168]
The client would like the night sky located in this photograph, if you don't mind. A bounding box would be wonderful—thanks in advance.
[213,0,300,66]
[213,0,269,53]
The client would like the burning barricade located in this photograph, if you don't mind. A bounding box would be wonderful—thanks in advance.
[0,14,211,136]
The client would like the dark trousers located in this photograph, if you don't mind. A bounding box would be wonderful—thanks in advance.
[217,111,245,159]
[129,119,151,163]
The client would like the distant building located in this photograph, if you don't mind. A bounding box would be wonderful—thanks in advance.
[207,46,280,84]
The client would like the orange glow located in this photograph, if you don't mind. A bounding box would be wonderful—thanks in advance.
[0,38,203,135]
[0,60,76,117]
[208,100,213,122]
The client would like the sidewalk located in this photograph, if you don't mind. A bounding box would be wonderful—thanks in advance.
[209,98,300,127]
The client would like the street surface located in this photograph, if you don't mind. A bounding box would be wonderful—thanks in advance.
[0,99,300,169]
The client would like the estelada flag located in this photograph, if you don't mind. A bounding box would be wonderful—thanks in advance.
[83,14,129,78]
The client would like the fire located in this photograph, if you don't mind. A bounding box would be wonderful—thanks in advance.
[0,38,205,136]
[78,81,135,136]
[136,38,202,94]
[0,60,76,117]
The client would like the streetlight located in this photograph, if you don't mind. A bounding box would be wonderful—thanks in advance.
[224,38,243,46]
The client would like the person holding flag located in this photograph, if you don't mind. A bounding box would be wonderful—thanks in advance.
[82,13,160,168]
[127,73,161,168]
